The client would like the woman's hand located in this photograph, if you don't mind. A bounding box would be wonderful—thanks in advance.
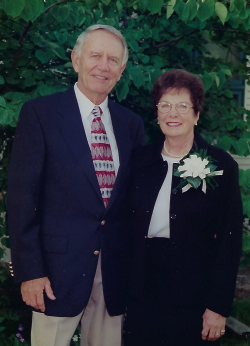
[201,308,226,341]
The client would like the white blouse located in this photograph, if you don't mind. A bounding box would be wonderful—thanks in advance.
[147,155,180,238]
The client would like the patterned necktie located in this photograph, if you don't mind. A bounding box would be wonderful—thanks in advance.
[91,106,116,207]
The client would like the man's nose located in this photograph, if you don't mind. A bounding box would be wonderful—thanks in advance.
[97,58,109,71]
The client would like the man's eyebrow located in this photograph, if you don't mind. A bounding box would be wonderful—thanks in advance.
[90,51,120,60]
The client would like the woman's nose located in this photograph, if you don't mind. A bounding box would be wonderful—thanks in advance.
[169,105,178,117]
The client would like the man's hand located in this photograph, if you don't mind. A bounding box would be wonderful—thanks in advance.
[202,308,226,341]
[21,277,56,312]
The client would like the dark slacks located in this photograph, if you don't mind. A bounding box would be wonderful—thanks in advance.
[124,238,221,346]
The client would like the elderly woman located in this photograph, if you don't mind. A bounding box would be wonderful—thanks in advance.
[124,69,242,346]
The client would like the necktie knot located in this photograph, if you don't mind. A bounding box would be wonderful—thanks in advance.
[92,106,102,117]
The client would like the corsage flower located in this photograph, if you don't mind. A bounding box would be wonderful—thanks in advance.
[174,148,223,193]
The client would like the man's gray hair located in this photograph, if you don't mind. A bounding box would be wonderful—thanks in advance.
[73,24,128,65]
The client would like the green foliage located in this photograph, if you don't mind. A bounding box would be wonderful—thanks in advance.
[0,265,31,345]
[231,298,250,327]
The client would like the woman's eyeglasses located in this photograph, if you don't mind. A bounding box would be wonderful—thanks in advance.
[156,101,194,114]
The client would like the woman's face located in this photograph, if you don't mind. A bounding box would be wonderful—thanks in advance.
[157,88,199,141]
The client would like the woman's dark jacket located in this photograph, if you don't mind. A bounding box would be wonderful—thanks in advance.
[128,132,242,317]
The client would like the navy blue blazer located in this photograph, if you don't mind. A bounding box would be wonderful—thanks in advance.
[128,132,242,317]
[8,86,145,317]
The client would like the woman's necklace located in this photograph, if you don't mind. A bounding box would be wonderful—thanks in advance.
[163,141,189,158]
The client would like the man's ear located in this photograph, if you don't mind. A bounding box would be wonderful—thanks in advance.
[71,50,79,73]
[117,64,126,81]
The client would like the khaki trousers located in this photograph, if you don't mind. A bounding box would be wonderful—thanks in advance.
[31,255,123,346]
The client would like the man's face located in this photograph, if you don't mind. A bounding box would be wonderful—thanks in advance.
[71,30,126,104]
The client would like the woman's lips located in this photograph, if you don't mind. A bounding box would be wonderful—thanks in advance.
[166,122,181,127]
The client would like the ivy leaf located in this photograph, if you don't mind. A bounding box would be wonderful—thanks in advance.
[0,41,8,50]
[217,136,232,151]
[115,81,129,101]
[130,67,145,88]
[147,0,163,14]
[217,70,225,88]
[24,77,36,87]
[34,71,46,80]
[233,138,249,156]
[1,237,10,248]
[0,109,11,126]
[234,0,246,13]
[20,0,41,22]
[201,72,213,92]
[51,5,70,23]
[35,49,54,64]
[128,40,139,53]
[215,2,228,25]
[13,92,25,102]
[116,1,123,15]
[0,96,6,108]
[179,2,190,22]
[222,68,232,77]
[55,31,68,45]
[197,0,215,22]
[167,0,176,18]
[50,46,67,60]
[210,72,220,87]
[101,0,111,5]
[222,89,233,98]
[167,4,175,19]
[138,54,150,64]
[242,233,250,252]
[186,0,198,20]
[229,0,235,12]
[0,76,5,85]
[38,85,58,97]
[6,76,19,85]
[2,0,25,18]
[150,68,163,84]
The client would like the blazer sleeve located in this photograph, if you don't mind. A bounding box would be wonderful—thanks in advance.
[8,101,47,283]
[204,160,243,317]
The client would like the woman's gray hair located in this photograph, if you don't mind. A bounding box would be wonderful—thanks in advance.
[73,24,128,65]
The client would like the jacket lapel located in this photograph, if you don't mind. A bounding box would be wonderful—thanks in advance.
[56,87,102,201]
[105,101,131,211]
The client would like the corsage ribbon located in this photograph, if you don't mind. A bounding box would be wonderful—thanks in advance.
[181,170,224,194]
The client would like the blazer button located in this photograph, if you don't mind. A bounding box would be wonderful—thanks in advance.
[101,220,105,226]
[170,214,177,219]
[94,251,100,255]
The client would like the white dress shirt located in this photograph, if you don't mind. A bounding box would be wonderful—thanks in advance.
[147,154,180,238]
[74,83,120,175]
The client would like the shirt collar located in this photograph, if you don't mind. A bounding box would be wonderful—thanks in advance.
[74,83,109,121]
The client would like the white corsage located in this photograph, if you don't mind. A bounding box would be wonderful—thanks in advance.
[174,149,223,193]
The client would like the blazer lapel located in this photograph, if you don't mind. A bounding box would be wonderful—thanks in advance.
[56,87,102,200]
[105,101,131,211]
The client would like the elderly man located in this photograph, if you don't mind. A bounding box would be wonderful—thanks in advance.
[8,24,145,346]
